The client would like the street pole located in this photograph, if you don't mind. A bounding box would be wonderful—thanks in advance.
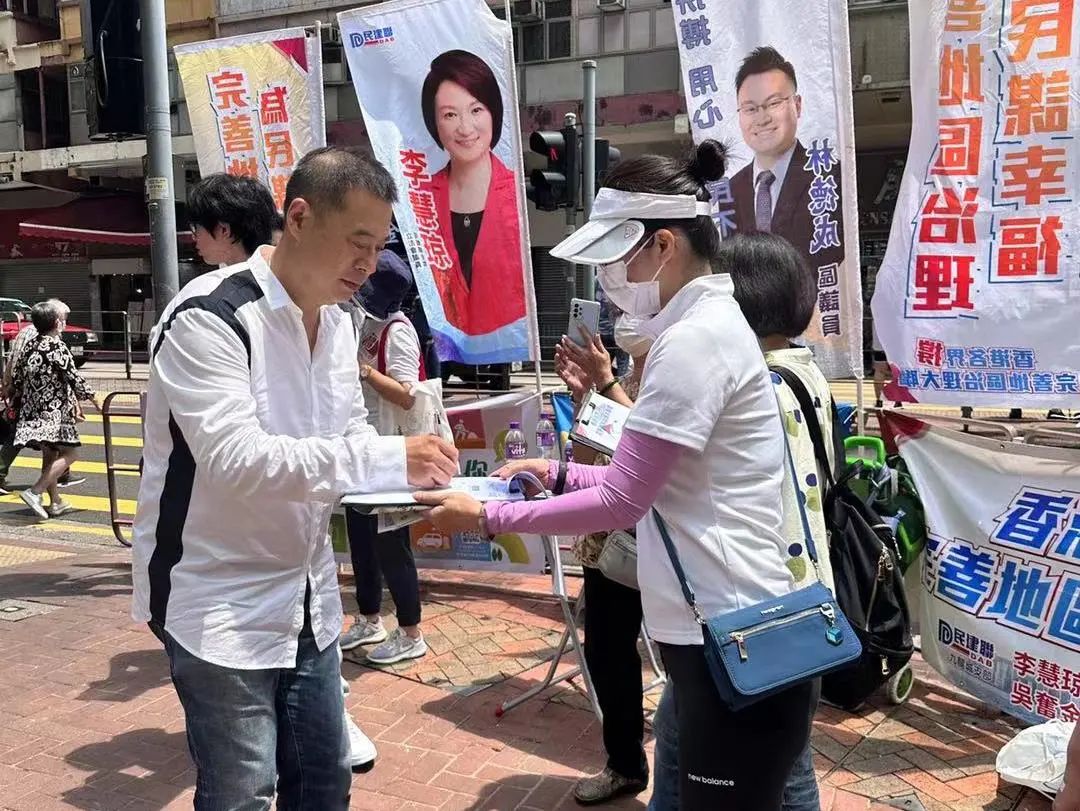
[582,60,597,300]
[563,111,578,305]
[140,0,180,318]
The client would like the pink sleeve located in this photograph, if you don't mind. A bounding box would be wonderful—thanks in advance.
[545,459,609,492]
[486,429,682,536]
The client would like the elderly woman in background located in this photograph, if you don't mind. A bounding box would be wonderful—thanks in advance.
[12,301,99,519]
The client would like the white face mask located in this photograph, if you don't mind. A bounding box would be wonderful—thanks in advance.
[596,238,665,318]
[613,314,655,357]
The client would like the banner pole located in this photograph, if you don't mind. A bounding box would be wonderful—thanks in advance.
[582,61,597,301]
[501,0,543,395]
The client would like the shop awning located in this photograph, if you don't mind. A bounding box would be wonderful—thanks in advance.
[17,195,191,247]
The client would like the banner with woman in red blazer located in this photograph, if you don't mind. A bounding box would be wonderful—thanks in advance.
[339,0,539,365]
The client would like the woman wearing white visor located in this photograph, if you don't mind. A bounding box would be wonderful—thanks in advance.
[417,140,813,810]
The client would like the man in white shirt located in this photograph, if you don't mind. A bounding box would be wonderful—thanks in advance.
[132,146,458,810]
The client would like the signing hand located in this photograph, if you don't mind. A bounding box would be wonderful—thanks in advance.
[405,435,459,489]
[413,490,484,534]
[558,327,613,388]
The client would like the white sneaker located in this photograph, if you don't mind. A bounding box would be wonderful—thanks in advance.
[366,628,428,665]
[345,712,376,773]
[19,490,48,519]
[340,616,387,651]
[46,501,76,518]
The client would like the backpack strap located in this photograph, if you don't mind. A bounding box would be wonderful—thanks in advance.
[770,364,842,489]
[376,316,427,382]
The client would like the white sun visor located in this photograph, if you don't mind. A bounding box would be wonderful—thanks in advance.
[549,189,713,265]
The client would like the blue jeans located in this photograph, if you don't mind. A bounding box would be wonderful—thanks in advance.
[647,682,820,811]
[163,618,351,810]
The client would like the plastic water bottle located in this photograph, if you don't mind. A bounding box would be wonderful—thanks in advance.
[535,411,557,460]
[564,439,574,464]
[505,420,528,461]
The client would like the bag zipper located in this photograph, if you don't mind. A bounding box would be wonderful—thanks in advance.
[865,549,895,632]
[730,603,838,662]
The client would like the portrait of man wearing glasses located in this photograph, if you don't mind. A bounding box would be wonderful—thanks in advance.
[729,46,845,270]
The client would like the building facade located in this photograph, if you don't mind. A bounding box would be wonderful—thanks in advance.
[0,0,912,361]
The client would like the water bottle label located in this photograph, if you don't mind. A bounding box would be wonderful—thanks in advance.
[506,441,528,459]
[538,432,556,448]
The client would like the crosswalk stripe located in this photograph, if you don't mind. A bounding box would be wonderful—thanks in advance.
[18,519,127,540]
[9,457,139,477]
[76,434,142,448]
[83,414,142,425]
[0,491,135,516]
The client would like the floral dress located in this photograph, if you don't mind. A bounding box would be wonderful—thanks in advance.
[12,334,94,448]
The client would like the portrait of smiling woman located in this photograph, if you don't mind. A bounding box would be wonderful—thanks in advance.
[420,49,526,338]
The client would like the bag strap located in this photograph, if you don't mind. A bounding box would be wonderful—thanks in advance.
[651,510,705,625]
[770,364,839,489]
[377,316,427,382]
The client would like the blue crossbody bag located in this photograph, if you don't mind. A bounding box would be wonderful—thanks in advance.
[652,423,862,711]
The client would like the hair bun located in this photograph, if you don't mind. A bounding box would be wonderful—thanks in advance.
[687,139,728,184]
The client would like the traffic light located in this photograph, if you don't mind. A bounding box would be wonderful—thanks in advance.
[527,125,578,212]
[595,139,621,186]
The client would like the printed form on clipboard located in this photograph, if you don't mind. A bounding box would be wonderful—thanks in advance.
[570,390,632,457]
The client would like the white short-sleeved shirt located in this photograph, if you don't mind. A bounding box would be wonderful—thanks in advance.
[626,274,795,645]
[359,312,421,437]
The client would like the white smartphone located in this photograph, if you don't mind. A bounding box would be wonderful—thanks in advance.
[567,298,602,347]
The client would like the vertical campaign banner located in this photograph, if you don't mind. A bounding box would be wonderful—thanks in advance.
[175,29,325,211]
[872,1,1080,408]
[671,0,863,379]
[885,412,1080,725]
[338,0,539,366]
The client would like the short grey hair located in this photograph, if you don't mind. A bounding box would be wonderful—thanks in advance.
[30,301,61,333]
[45,298,69,318]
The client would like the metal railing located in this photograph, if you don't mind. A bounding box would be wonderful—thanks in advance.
[0,309,150,379]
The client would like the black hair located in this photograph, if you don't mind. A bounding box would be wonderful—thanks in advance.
[722,232,816,338]
[31,300,60,334]
[283,146,398,214]
[601,139,727,262]
[735,46,798,93]
[421,50,504,150]
[271,211,284,232]
[188,173,277,254]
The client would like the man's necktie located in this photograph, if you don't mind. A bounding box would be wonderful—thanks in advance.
[755,169,776,233]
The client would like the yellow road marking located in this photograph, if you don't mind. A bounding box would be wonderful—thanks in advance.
[0,491,135,516]
[9,457,139,477]
[83,414,142,425]
[24,520,128,540]
[77,434,142,448]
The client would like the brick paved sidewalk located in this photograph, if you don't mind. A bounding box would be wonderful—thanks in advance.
[0,535,1055,811]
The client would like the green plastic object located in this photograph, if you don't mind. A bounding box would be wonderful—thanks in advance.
[844,435,887,470]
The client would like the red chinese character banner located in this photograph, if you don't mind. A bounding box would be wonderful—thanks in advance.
[872,0,1080,407]
[671,0,863,380]
[174,29,326,211]
[338,0,539,364]
[884,412,1080,725]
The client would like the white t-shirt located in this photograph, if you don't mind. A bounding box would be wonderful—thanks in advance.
[358,311,422,437]
[626,274,794,646]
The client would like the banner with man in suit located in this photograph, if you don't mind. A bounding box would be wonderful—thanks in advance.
[672,2,862,379]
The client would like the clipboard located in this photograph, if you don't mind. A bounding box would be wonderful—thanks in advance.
[569,390,632,457]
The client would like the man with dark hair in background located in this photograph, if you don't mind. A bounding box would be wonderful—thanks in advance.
[187,173,278,266]
[132,146,458,809]
[729,46,845,272]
